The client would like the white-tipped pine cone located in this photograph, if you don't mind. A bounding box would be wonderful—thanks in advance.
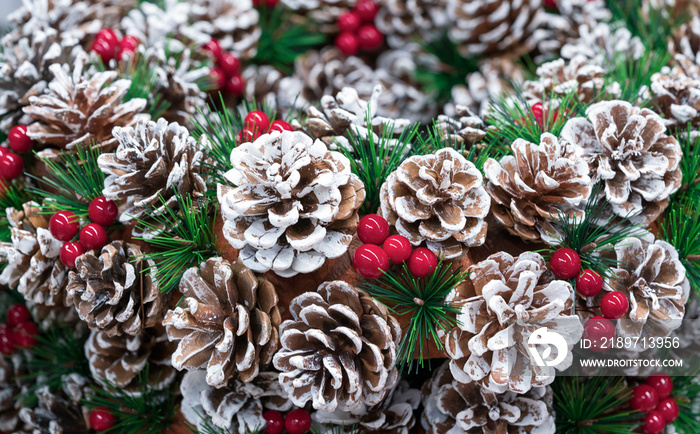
[650,55,700,135]
[18,374,89,434]
[273,281,401,412]
[120,0,193,49]
[560,22,644,65]
[379,147,490,259]
[0,354,26,432]
[217,131,365,277]
[436,105,489,148]
[445,252,582,393]
[670,15,700,64]
[375,0,450,48]
[560,100,683,225]
[280,0,357,30]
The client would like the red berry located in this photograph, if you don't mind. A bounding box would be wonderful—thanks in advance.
[117,35,140,60]
[631,384,660,413]
[80,223,108,251]
[7,304,31,327]
[544,0,557,8]
[550,248,581,279]
[8,125,34,153]
[600,291,629,319]
[237,128,261,144]
[335,32,359,56]
[656,397,679,423]
[576,269,603,297]
[582,316,615,352]
[641,410,666,434]
[89,197,119,226]
[263,410,284,434]
[646,373,673,400]
[203,39,223,61]
[531,102,544,125]
[357,24,384,51]
[210,67,227,91]
[265,0,279,6]
[13,321,38,349]
[0,152,23,180]
[269,120,293,133]
[354,0,380,22]
[49,211,80,241]
[90,407,116,432]
[218,52,241,78]
[285,409,312,434]
[225,74,246,96]
[91,29,120,63]
[357,214,390,245]
[383,235,412,264]
[0,324,15,355]
[353,244,390,279]
[95,28,120,46]
[408,247,438,278]
[338,12,361,33]
[60,242,85,268]
[244,110,270,136]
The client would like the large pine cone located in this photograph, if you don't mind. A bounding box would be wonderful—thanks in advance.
[273,281,401,412]
[560,22,644,64]
[436,105,489,149]
[650,55,700,136]
[379,147,490,259]
[66,241,164,337]
[18,374,89,434]
[444,252,582,393]
[483,133,592,244]
[375,0,450,48]
[163,257,281,387]
[560,100,683,225]
[217,131,365,277]
[421,362,555,434]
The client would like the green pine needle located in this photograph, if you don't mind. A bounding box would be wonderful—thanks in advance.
[658,197,700,295]
[606,0,688,52]
[676,128,700,196]
[605,48,671,104]
[358,260,467,371]
[417,123,507,173]
[0,180,30,242]
[673,376,700,434]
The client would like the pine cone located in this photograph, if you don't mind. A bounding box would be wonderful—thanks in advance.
[670,15,700,64]
[163,257,281,387]
[120,0,194,49]
[280,0,357,31]
[0,354,27,433]
[436,105,489,148]
[273,281,401,412]
[560,100,683,225]
[444,251,582,393]
[28,301,85,336]
[18,374,89,434]
[650,56,700,135]
[85,327,177,395]
[379,147,490,259]
[375,0,450,48]
[66,241,164,337]
[23,52,147,150]
[241,65,304,114]
[217,131,365,277]
[560,22,644,64]
[483,133,592,244]
[421,362,555,434]
[97,117,207,225]
[0,202,68,307]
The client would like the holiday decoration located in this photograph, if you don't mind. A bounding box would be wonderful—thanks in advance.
[353,244,390,279]
[407,247,437,278]
[49,210,80,242]
[600,291,629,319]
[576,268,603,297]
[550,247,582,279]
[357,214,390,245]
[646,373,673,400]
[382,234,412,264]
[631,384,660,413]
[582,316,615,352]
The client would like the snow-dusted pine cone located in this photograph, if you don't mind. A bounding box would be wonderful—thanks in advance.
[650,55,700,135]
[560,22,644,65]
[0,202,68,307]
[163,257,281,387]
[120,0,193,49]
[445,252,582,393]
[375,0,450,48]
[66,241,164,337]
[670,15,700,64]
[273,281,401,412]
[379,147,490,259]
[421,362,555,434]
[218,131,365,277]
[280,0,357,31]
[97,118,207,225]
[241,65,304,114]
[560,100,683,225]
[18,374,89,434]
[436,105,488,148]
[0,354,26,433]
[483,133,592,244]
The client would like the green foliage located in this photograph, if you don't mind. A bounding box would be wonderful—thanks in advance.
[606,0,687,52]
[676,128,700,196]
[673,376,700,434]
[0,180,30,242]
[606,48,671,104]
[658,197,700,295]
[417,123,507,173]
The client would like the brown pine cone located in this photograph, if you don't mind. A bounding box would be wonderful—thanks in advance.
[670,15,700,63]
[280,0,357,32]
[66,241,165,337]
[375,0,450,48]
[436,105,489,148]
[379,147,490,259]
[560,22,644,64]
[483,133,592,244]
[421,362,555,434]
[0,354,27,433]
[650,55,700,135]
[273,281,401,412]
[444,252,582,393]
[163,257,281,388]
[18,374,89,434]
[560,100,683,225]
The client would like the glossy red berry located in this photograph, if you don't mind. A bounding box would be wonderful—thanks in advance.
[49,211,80,241]
[269,120,294,133]
[353,244,390,279]
[95,28,119,46]
[550,248,581,279]
[90,407,116,432]
[219,53,241,78]
[92,29,120,63]
[117,35,140,60]
[335,32,359,56]
[265,0,279,6]
[641,410,666,434]
[7,304,31,327]
[600,291,629,319]
[60,242,85,268]
[0,324,15,355]
[80,223,108,250]
[544,0,557,7]
[357,214,390,245]
[0,151,23,180]
[656,397,679,423]
[357,24,384,51]
[631,384,660,413]
[203,39,223,61]
[237,128,261,144]
[338,12,361,33]
[582,316,615,352]
[576,269,603,297]
[646,373,673,400]
[408,247,438,278]
[8,125,34,153]
[531,102,544,125]
[13,321,38,349]
[244,110,270,135]
[383,235,412,264]
[354,0,380,22]
[89,197,119,226]
[285,409,312,434]
[210,66,227,91]
[263,410,284,434]
[225,74,246,96]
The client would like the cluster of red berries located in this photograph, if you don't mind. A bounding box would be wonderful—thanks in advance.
[0,125,34,194]
[334,0,383,56]
[0,304,39,354]
[89,407,116,432]
[91,28,140,64]
[237,110,293,144]
[49,197,119,268]
[204,39,246,97]
[630,373,679,434]
[264,408,311,434]
[353,214,438,279]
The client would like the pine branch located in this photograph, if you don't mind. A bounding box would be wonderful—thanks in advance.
[658,197,700,295]
[676,128,700,196]
[606,0,688,52]
[417,123,507,173]
[605,47,671,104]
[0,179,30,242]
[673,376,700,434]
